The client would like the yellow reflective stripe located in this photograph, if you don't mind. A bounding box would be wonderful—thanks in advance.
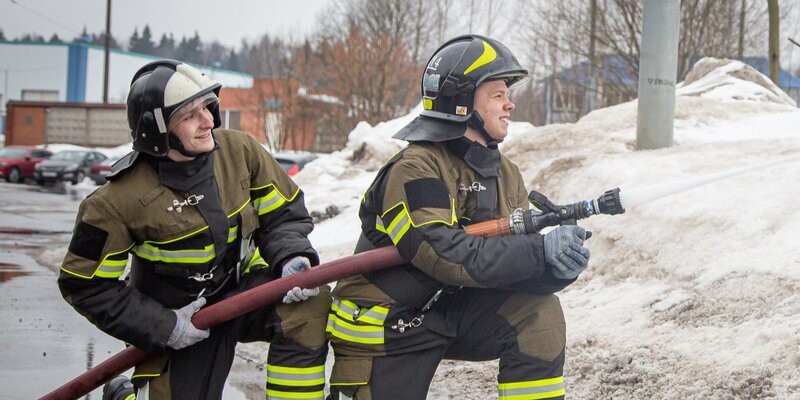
[266,364,325,387]
[244,246,268,273]
[123,395,135,400]
[374,197,462,246]
[385,209,411,245]
[254,189,287,215]
[331,299,388,325]
[326,314,384,345]
[451,197,458,224]
[95,257,128,278]
[227,225,237,243]
[498,376,565,400]
[375,215,387,234]
[265,389,324,400]
[463,40,497,75]
[251,184,300,216]
[132,243,215,263]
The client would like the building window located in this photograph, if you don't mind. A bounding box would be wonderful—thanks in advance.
[220,109,240,130]
[263,98,283,109]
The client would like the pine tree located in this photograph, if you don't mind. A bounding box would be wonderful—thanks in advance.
[128,27,141,51]
[139,25,155,54]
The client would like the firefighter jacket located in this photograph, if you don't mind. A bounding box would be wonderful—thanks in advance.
[58,129,318,354]
[332,137,574,316]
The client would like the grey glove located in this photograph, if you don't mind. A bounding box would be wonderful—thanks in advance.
[281,256,320,304]
[543,225,591,280]
[166,297,210,350]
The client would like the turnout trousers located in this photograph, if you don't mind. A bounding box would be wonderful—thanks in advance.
[131,269,331,400]
[327,288,567,400]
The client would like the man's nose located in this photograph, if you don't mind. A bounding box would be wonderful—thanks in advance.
[199,108,214,126]
[505,99,515,111]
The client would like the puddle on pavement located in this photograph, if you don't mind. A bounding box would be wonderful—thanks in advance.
[0,262,33,282]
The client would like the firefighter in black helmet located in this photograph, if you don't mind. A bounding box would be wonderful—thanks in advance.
[58,60,330,400]
[327,35,590,399]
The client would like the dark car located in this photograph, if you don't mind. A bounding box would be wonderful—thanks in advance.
[34,150,108,185]
[88,156,120,185]
[272,152,319,176]
[0,146,53,183]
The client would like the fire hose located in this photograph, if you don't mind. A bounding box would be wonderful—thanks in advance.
[39,189,620,400]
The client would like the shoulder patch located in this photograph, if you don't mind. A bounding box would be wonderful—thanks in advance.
[404,178,449,212]
[68,221,109,261]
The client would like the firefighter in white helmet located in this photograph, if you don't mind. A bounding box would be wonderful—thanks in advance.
[59,60,330,400]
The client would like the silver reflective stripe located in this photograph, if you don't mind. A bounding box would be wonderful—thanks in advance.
[254,190,285,215]
[386,213,409,244]
[136,382,149,400]
[132,244,215,263]
[153,107,167,133]
[97,263,125,275]
[498,379,565,399]
[266,394,323,400]
[267,370,325,383]
[326,318,384,341]
[227,226,237,243]
[332,299,387,324]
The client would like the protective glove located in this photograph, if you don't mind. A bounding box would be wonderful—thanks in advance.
[166,297,210,350]
[281,256,320,304]
[543,225,591,280]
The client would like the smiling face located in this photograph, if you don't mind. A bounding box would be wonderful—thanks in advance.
[167,96,217,161]
[465,79,516,145]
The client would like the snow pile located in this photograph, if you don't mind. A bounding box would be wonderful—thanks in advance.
[296,57,800,399]
[677,57,797,107]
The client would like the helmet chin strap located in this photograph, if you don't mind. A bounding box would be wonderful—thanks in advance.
[468,112,500,149]
[168,133,206,158]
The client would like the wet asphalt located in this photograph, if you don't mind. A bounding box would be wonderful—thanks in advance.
[0,181,251,399]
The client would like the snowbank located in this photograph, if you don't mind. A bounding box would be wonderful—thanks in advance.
[301,57,800,399]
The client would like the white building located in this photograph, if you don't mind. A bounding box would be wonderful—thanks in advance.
[0,40,253,135]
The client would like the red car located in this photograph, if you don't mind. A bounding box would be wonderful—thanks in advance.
[89,156,120,185]
[0,146,53,183]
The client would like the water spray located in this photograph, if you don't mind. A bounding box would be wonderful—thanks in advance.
[465,152,800,237]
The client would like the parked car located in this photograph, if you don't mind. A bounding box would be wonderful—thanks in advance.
[34,150,107,185]
[272,152,319,176]
[88,156,120,185]
[0,146,53,183]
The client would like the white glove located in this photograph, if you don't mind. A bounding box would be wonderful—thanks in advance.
[166,297,210,350]
[281,256,320,304]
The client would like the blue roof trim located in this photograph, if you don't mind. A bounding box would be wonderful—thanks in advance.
[0,40,251,79]
[742,56,800,89]
[543,54,800,90]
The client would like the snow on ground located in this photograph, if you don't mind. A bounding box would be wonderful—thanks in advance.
[51,57,799,398]
[294,57,800,399]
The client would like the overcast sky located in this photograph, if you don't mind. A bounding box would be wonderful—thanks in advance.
[0,0,334,48]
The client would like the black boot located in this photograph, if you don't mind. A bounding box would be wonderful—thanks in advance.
[102,375,135,400]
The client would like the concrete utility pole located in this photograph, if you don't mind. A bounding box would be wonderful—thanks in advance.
[636,0,680,150]
[102,0,111,104]
[767,0,780,86]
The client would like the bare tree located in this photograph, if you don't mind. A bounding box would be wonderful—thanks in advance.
[512,0,772,124]
[306,0,432,126]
